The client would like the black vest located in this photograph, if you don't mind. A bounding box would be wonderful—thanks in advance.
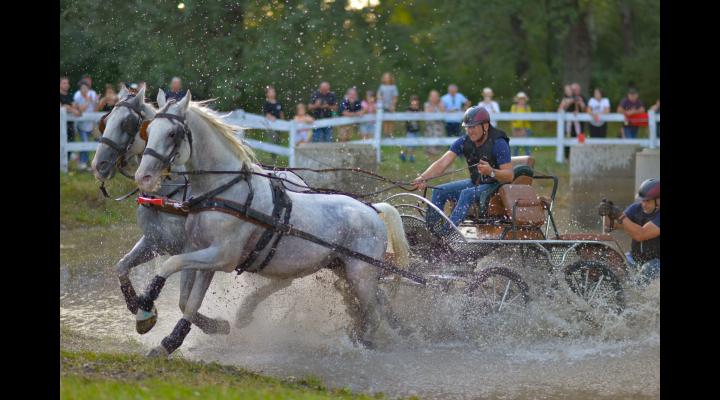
[462,127,510,185]
[630,209,660,264]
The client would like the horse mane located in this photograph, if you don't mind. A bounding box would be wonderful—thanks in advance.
[159,100,259,168]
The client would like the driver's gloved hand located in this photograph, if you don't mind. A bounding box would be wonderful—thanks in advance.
[597,199,622,220]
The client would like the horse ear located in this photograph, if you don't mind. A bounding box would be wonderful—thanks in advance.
[118,84,129,99]
[136,86,146,104]
[176,90,192,113]
[157,89,166,108]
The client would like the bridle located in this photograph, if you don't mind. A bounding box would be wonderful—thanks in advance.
[98,99,143,153]
[142,111,192,171]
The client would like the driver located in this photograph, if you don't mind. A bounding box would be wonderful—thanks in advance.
[413,106,513,236]
[598,179,660,285]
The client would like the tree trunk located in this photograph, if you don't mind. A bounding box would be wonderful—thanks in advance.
[620,0,635,57]
[562,9,592,96]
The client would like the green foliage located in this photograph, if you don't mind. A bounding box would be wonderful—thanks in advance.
[61,0,658,114]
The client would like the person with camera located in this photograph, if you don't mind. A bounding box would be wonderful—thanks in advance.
[308,81,338,142]
[413,106,513,238]
[598,179,660,285]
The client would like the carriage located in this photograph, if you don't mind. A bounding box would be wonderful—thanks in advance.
[381,156,631,318]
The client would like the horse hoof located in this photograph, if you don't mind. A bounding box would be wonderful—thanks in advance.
[146,345,169,359]
[136,306,158,335]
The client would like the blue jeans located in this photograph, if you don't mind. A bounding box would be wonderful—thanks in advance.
[626,252,660,286]
[78,130,91,163]
[623,126,639,139]
[445,122,461,137]
[426,179,497,233]
[312,127,333,142]
[513,128,532,156]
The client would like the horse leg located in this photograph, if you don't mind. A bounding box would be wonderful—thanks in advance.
[330,267,364,341]
[340,259,383,348]
[179,270,230,335]
[135,246,222,335]
[234,277,293,329]
[148,270,217,358]
[116,236,156,314]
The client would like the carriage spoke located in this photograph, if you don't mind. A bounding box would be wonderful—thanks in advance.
[497,279,512,312]
[587,275,604,304]
[583,269,590,298]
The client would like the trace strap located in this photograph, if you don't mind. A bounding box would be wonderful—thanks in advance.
[189,196,426,285]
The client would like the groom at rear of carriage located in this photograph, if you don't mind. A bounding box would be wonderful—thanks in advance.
[412,106,514,237]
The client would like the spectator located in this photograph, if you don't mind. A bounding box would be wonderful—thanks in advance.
[477,87,500,127]
[262,85,284,161]
[308,81,337,142]
[293,103,314,146]
[441,84,471,137]
[650,99,660,139]
[587,88,611,138]
[60,76,81,163]
[338,87,364,142]
[377,72,399,137]
[617,88,646,139]
[96,84,118,112]
[510,91,532,156]
[359,90,378,140]
[424,89,446,156]
[164,77,186,102]
[73,80,99,170]
[558,84,586,159]
[400,95,422,163]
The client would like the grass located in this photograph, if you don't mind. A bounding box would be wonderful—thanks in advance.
[60,350,407,400]
[60,171,139,229]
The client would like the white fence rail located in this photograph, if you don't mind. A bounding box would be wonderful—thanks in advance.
[60,107,659,172]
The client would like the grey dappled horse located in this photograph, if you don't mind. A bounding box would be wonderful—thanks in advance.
[134,90,410,357]
[90,86,310,336]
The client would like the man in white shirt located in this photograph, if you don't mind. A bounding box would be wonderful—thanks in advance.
[477,87,500,127]
[441,84,471,136]
[72,79,99,170]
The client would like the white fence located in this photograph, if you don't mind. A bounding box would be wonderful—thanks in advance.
[60,107,659,172]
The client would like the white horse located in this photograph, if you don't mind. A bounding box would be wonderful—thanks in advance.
[91,86,311,336]
[134,90,409,357]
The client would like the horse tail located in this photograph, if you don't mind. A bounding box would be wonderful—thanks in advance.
[372,202,410,268]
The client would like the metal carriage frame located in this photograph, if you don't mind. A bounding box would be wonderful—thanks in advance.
[382,173,632,317]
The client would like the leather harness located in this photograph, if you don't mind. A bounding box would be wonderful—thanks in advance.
[138,113,426,284]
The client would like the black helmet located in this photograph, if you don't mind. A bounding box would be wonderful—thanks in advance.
[462,106,491,127]
[637,178,660,200]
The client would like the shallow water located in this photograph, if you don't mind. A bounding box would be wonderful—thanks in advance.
[60,176,658,399]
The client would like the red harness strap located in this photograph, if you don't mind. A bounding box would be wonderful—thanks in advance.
[137,196,189,216]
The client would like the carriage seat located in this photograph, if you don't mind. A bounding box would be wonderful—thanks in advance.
[485,163,536,216]
[497,184,547,226]
[511,155,535,168]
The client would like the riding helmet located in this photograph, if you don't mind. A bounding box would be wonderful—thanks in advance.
[637,178,660,200]
[462,106,491,127]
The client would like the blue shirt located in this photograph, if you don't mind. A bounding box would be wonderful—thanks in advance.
[449,135,511,165]
[164,89,187,102]
[624,202,660,228]
[441,93,468,122]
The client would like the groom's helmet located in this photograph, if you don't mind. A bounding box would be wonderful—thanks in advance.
[637,179,660,201]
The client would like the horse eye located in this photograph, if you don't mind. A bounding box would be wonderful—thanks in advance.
[169,130,176,138]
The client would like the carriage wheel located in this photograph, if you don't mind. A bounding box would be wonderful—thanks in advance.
[564,261,625,315]
[464,267,530,317]
[400,215,430,247]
